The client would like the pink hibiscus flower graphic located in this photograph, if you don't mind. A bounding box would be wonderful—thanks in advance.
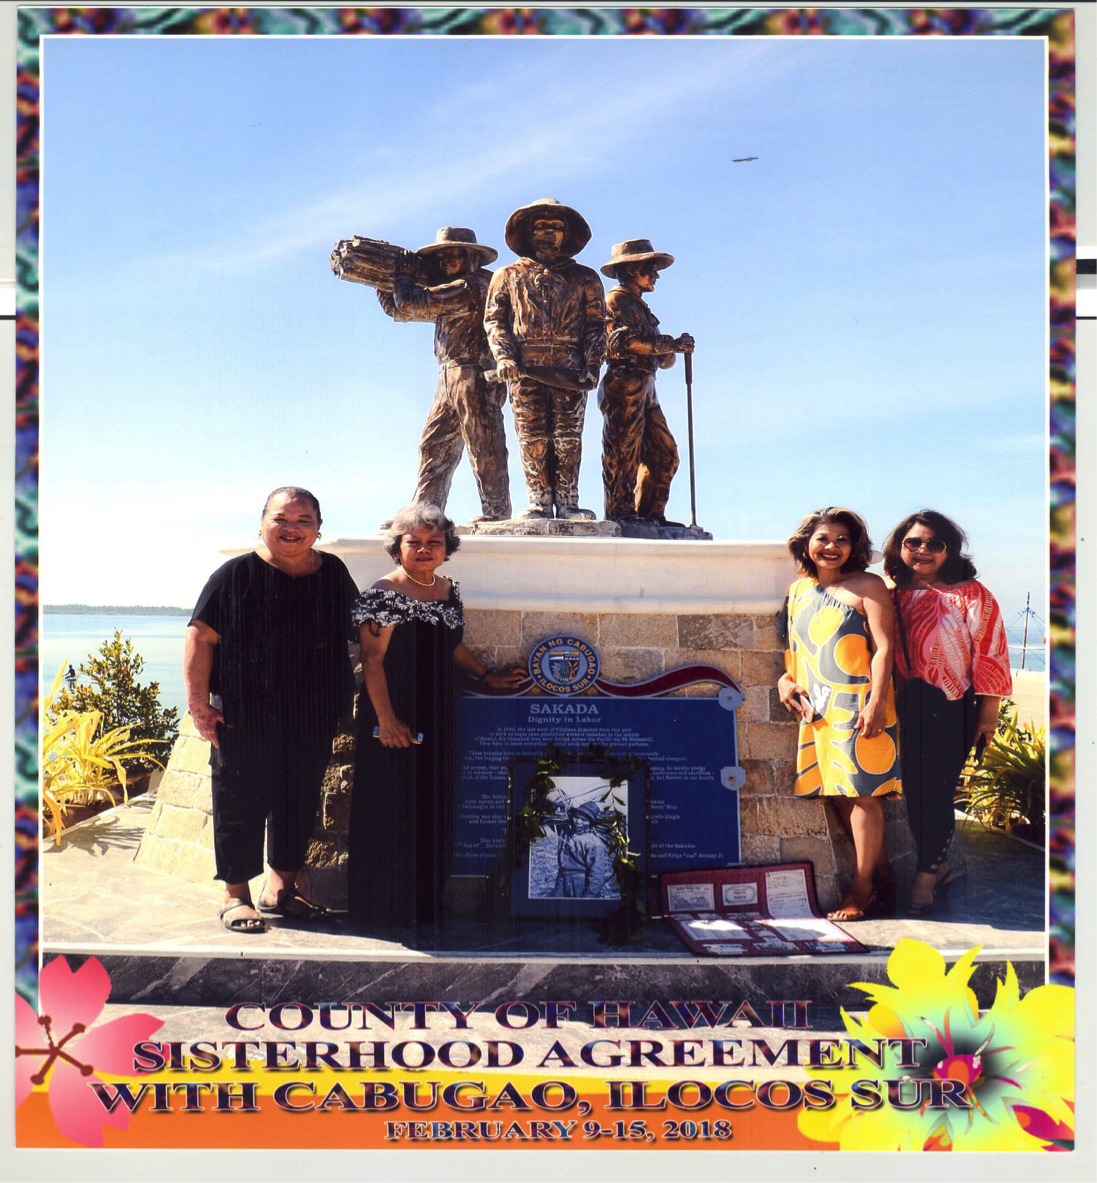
[15,956,163,1147]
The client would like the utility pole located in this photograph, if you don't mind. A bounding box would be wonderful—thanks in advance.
[1020,591,1030,670]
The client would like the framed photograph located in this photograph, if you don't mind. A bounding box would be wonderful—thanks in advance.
[508,757,649,918]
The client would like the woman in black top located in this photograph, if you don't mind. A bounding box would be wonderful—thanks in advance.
[348,503,522,927]
[185,487,358,933]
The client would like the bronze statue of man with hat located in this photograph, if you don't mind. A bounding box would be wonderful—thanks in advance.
[377,226,511,521]
[598,239,694,524]
[484,198,606,521]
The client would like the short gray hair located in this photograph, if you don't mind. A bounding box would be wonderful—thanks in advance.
[383,503,460,561]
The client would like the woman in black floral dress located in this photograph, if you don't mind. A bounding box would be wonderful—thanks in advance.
[348,504,523,927]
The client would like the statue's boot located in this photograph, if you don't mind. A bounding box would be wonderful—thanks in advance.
[646,513,688,528]
[553,475,595,521]
[555,502,596,521]
[468,509,511,524]
[518,490,553,520]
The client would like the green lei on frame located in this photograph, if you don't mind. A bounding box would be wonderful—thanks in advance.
[506,742,647,946]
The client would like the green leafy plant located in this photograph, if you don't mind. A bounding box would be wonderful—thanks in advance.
[510,741,648,946]
[994,698,1018,735]
[959,705,1046,840]
[42,663,165,841]
[52,630,179,767]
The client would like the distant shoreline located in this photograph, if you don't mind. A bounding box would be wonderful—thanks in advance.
[44,605,191,616]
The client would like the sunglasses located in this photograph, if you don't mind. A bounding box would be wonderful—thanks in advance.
[902,537,946,554]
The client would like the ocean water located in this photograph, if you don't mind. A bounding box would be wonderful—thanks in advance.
[39,614,1045,726]
[1008,644,1045,673]
[41,614,189,720]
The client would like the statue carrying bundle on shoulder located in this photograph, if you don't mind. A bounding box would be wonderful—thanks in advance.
[330,234,431,292]
[333,225,511,523]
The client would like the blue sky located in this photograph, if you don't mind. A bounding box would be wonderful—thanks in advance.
[40,33,1048,626]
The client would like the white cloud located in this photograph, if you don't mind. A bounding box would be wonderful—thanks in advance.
[113,43,790,281]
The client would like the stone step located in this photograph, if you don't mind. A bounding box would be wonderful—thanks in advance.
[44,941,1045,1011]
[46,776,1047,1019]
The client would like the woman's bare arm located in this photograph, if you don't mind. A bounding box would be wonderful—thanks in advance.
[778,587,813,722]
[183,620,224,746]
[359,621,417,748]
[975,696,1002,747]
[453,643,526,688]
[859,575,896,738]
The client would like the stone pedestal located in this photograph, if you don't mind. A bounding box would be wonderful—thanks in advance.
[136,536,916,912]
[463,517,621,537]
[617,521,714,541]
[460,516,714,541]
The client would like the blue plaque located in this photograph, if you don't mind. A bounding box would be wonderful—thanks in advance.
[453,637,743,877]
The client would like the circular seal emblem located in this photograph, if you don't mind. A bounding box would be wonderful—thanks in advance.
[528,636,600,697]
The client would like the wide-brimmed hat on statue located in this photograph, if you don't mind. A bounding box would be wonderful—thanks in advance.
[600,239,675,279]
[504,198,592,258]
[416,226,498,264]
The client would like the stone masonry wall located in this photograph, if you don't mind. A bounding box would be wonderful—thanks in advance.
[136,610,916,911]
[134,711,217,883]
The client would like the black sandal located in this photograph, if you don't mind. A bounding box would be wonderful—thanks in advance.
[219,901,267,934]
[258,889,328,923]
[908,878,951,918]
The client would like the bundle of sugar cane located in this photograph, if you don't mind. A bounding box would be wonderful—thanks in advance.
[329,235,428,291]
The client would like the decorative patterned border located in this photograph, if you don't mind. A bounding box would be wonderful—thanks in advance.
[13,6,1076,1005]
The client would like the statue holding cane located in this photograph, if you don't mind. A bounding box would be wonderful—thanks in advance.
[597,239,694,526]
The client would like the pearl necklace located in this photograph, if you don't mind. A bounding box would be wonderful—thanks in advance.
[401,567,437,588]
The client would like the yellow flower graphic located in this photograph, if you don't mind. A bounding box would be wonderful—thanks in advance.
[799,939,1074,1151]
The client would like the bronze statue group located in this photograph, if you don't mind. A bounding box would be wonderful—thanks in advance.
[375,198,694,527]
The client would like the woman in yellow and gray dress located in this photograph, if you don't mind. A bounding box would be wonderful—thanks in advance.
[777,507,901,921]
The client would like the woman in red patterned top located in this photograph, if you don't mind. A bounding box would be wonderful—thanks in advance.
[883,510,1012,916]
